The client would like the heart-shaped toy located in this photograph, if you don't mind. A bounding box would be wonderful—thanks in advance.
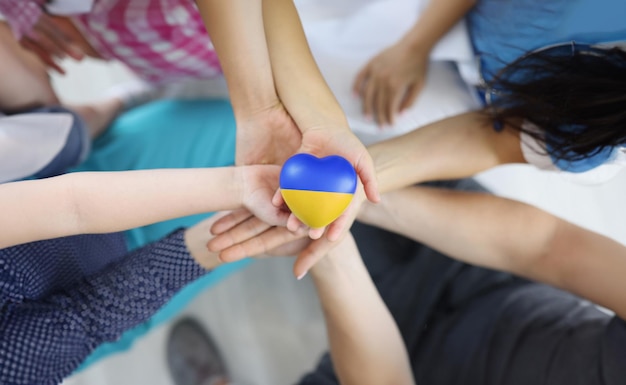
[280,154,357,228]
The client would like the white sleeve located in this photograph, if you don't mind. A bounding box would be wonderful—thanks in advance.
[0,112,74,183]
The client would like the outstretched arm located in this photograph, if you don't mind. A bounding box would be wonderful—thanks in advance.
[0,165,285,248]
[358,185,626,320]
[370,111,525,193]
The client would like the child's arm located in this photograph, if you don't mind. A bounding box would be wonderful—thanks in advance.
[359,185,626,320]
[0,165,285,248]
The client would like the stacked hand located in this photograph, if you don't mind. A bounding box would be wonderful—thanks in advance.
[208,184,366,279]
[353,40,428,127]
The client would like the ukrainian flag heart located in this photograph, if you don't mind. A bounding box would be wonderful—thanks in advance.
[280,154,357,228]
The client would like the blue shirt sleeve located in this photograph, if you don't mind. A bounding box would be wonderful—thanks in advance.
[548,143,619,172]
[0,229,206,385]
[31,107,91,179]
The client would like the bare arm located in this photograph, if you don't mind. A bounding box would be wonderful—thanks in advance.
[261,0,347,129]
[358,186,626,319]
[0,165,283,248]
[196,0,278,117]
[403,0,476,54]
[370,111,525,193]
[310,235,414,385]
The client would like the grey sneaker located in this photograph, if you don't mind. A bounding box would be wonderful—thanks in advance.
[166,318,229,385]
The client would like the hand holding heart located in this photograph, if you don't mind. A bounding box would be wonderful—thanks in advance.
[210,154,365,278]
[279,154,357,229]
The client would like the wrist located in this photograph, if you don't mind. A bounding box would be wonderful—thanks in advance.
[232,96,282,123]
[184,222,223,270]
[401,33,433,60]
[234,166,247,208]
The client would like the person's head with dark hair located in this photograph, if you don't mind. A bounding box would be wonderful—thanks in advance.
[486,44,626,163]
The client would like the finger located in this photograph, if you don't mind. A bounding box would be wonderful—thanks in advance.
[375,83,388,127]
[353,65,370,97]
[308,226,326,240]
[267,237,311,257]
[399,81,423,112]
[220,226,306,262]
[386,86,406,125]
[362,75,377,121]
[293,238,337,279]
[36,19,83,60]
[210,208,253,235]
[272,188,285,207]
[28,30,64,59]
[287,213,304,232]
[20,39,65,74]
[207,216,271,253]
[324,211,351,242]
[355,153,380,203]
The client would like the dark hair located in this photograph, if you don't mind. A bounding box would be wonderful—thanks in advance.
[486,44,626,162]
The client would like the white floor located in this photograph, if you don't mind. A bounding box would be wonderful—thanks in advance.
[53,57,626,385]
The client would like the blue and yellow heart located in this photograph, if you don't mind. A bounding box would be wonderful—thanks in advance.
[280,154,357,228]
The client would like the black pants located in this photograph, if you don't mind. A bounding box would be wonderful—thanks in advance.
[298,179,622,385]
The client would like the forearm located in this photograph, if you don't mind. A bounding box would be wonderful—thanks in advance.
[359,186,626,319]
[311,237,414,385]
[0,168,244,248]
[196,0,278,117]
[360,186,556,273]
[262,0,347,129]
[401,0,477,54]
[369,111,524,193]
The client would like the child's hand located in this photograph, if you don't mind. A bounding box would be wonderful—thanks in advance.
[239,164,292,227]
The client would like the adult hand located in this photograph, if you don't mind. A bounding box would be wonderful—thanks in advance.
[235,102,302,166]
[353,40,428,127]
[19,13,84,74]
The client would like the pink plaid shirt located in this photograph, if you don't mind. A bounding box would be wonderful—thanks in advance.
[0,0,222,85]
[0,0,44,39]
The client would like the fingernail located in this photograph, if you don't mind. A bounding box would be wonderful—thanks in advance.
[297,271,308,280]
[365,115,373,122]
